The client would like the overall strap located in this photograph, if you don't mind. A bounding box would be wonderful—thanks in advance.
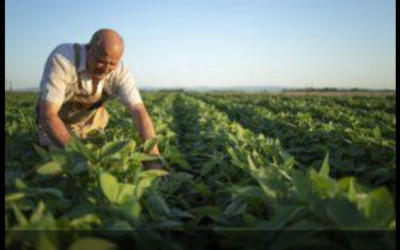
[88,86,110,111]
[73,44,83,90]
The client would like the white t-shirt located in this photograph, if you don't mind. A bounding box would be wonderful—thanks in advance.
[39,43,143,106]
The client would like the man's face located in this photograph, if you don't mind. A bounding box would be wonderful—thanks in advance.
[87,47,122,81]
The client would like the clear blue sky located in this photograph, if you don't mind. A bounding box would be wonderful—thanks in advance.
[5,0,396,90]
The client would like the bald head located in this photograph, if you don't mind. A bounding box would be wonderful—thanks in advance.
[90,29,124,58]
[86,29,125,80]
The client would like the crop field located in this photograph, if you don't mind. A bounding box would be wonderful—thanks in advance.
[5,92,397,249]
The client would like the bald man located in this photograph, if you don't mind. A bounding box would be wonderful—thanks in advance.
[37,29,162,169]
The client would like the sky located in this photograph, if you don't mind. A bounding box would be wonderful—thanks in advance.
[5,0,396,90]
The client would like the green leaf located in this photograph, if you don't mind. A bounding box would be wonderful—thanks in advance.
[11,203,28,227]
[140,169,168,178]
[120,199,142,219]
[201,160,217,176]
[389,221,396,230]
[5,193,25,204]
[70,214,102,228]
[310,170,339,199]
[243,213,259,227]
[269,206,305,230]
[30,202,46,223]
[15,179,28,190]
[168,147,191,170]
[135,153,160,162]
[326,198,368,230]
[116,184,136,204]
[363,187,395,227]
[143,137,159,154]
[228,185,262,200]
[99,173,120,204]
[373,126,382,140]
[247,155,258,171]
[51,152,69,167]
[35,188,64,199]
[319,152,330,177]
[155,123,168,133]
[292,170,314,203]
[33,144,49,160]
[167,172,193,193]
[170,208,194,219]
[224,199,247,217]
[139,170,169,192]
[283,156,295,170]
[338,177,362,204]
[194,183,212,197]
[102,140,135,158]
[72,161,89,174]
[146,190,171,218]
[37,162,63,176]
[69,138,97,163]
[226,147,239,161]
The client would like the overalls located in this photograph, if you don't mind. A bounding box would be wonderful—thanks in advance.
[37,44,110,149]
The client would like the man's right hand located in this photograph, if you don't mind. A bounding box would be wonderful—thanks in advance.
[39,101,71,149]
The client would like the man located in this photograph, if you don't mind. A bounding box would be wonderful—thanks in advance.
[37,29,162,169]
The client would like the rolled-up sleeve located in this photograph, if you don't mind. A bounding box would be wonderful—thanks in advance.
[114,62,143,106]
[39,46,70,105]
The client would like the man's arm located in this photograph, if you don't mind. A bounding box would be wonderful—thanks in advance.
[39,101,72,148]
[126,102,160,156]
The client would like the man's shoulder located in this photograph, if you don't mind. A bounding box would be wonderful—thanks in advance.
[111,61,132,77]
[49,43,76,64]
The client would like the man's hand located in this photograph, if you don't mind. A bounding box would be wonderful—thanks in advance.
[39,101,72,148]
[127,102,162,161]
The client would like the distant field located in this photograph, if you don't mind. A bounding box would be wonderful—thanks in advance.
[279,91,395,97]
[5,92,396,248]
